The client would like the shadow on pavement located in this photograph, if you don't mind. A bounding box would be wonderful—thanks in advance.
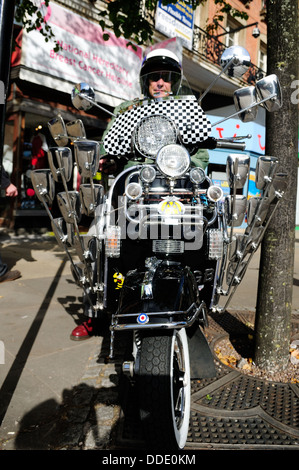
[13,381,118,450]
[0,258,67,427]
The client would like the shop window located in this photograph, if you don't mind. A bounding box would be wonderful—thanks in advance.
[224,18,241,48]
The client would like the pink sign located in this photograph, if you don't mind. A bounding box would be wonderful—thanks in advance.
[20,2,143,102]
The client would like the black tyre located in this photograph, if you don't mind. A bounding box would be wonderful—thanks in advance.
[137,328,190,450]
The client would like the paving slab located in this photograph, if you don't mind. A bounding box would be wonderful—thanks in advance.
[0,229,298,451]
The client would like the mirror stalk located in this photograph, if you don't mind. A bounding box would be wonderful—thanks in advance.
[198,56,236,103]
[212,93,277,127]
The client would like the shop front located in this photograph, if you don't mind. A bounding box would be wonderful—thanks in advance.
[1,1,142,228]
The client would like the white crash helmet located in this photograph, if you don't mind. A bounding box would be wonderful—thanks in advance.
[140,48,182,97]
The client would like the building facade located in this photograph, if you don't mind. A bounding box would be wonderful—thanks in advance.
[1,0,269,227]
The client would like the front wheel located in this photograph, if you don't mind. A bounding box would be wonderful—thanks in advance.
[137,329,191,451]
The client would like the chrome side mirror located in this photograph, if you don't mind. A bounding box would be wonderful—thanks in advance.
[268,172,288,201]
[255,156,278,190]
[256,74,282,112]
[48,147,73,183]
[220,46,251,78]
[225,195,247,227]
[71,83,95,111]
[51,217,74,249]
[48,116,69,146]
[79,184,104,216]
[66,119,86,140]
[247,197,270,226]
[233,86,258,122]
[226,154,250,189]
[31,169,55,205]
[57,191,81,225]
[74,140,101,178]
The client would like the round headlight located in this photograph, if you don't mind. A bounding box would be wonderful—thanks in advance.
[133,115,177,158]
[190,167,206,184]
[140,165,156,183]
[156,145,190,179]
[125,182,143,200]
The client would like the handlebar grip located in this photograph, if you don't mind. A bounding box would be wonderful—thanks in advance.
[215,140,246,151]
[196,137,246,151]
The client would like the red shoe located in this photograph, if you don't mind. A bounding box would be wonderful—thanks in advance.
[70,318,94,341]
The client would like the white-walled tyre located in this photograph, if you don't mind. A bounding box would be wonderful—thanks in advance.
[138,328,190,450]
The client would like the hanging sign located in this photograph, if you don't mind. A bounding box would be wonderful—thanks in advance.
[155,1,194,50]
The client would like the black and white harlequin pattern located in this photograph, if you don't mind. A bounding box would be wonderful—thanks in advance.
[103,97,212,156]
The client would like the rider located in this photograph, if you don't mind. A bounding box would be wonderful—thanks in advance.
[70,48,210,340]
[99,48,209,175]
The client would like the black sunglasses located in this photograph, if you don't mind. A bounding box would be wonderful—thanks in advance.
[148,72,173,83]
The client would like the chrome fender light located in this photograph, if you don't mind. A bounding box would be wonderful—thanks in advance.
[189,167,206,184]
[208,229,223,260]
[140,165,156,183]
[125,182,143,200]
[207,185,223,202]
[156,144,190,179]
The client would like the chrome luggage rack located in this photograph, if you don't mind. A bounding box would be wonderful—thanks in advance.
[109,300,207,332]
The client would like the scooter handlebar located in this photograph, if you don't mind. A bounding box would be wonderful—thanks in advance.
[215,140,246,151]
[196,137,246,151]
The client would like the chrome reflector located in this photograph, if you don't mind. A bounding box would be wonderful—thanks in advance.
[153,239,184,254]
[208,229,223,260]
[105,226,121,258]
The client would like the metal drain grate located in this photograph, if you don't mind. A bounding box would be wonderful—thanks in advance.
[193,371,299,426]
[115,363,299,449]
[187,413,298,448]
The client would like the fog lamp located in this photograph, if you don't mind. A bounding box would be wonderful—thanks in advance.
[125,182,143,200]
[189,167,206,184]
[133,115,177,158]
[140,165,156,183]
[207,185,223,202]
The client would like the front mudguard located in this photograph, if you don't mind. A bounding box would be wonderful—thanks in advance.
[117,261,216,379]
[117,262,202,318]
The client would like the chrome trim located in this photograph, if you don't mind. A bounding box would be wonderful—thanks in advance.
[141,257,162,300]
[110,301,206,331]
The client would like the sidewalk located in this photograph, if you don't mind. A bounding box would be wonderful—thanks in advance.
[0,229,109,449]
[0,227,298,450]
